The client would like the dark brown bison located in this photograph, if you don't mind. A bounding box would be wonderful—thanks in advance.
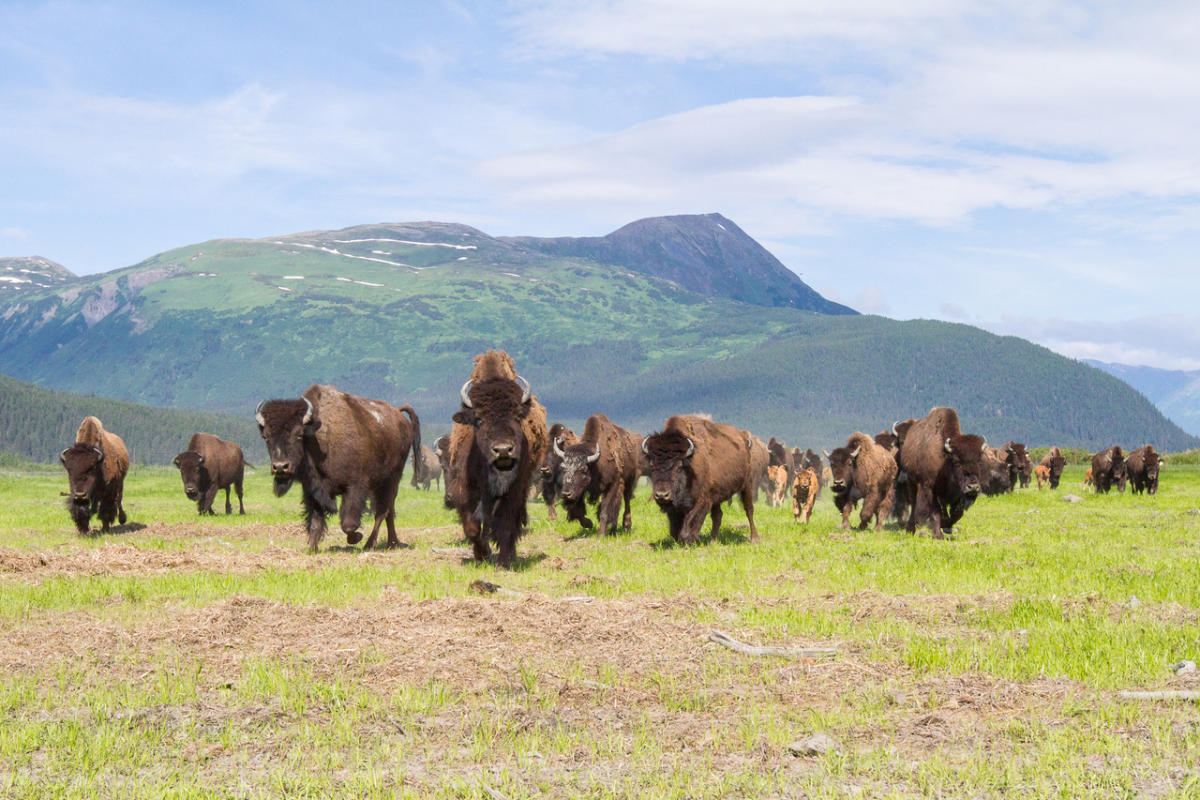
[1090,446,1126,494]
[255,384,422,552]
[1004,441,1032,489]
[642,414,759,544]
[173,432,248,515]
[883,419,916,522]
[555,413,640,535]
[1039,446,1066,489]
[433,435,451,475]
[899,407,989,539]
[537,423,577,522]
[60,416,129,533]
[1125,445,1161,495]
[824,431,898,531]
[981,445,1015,496]
[411,444,442,490]
[446,350,548,568]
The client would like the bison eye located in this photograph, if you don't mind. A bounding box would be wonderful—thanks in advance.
[473,418,483,428]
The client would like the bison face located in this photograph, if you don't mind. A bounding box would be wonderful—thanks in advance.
[944,435,988,499]
[61,444,103,504]
[823,446,858,494]
[256,397,319,497]
[643,430,694,508]
[173,450,206,500]
[1047,456,1066,489]
[556,438,599,503]
[454,377,532,497]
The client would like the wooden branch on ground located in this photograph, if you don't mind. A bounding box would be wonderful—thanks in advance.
[481,783,514,800]
[1118,690,1200,701]
[708,630,835,659]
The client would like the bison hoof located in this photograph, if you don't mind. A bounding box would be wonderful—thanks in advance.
[580,518,594,530]
[346,530,363,545]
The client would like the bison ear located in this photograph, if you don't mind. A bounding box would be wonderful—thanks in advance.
[452,410,474,426]
[197,454,205,465]
[172,455,181,467]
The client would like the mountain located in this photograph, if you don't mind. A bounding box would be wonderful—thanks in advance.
[0,256,75,294]
[0,215,1195,452]
[0,373,261,465]
[505,213,854,314]
[1084,359,1200,438]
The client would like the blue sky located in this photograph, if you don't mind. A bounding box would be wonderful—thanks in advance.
[3,1,1199,369]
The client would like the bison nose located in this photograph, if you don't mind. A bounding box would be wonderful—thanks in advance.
[966,482,981,495]
[832,480,845,489]
[72,491,88,501]
[653,489,671,502]
[491,444,514,458]
[271,461,292,475]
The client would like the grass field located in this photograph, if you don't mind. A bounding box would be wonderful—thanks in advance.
[1,463,1198,798]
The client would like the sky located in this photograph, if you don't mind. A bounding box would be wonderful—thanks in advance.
[2,0,1198,370]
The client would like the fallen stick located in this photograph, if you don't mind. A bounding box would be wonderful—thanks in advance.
[1118,690,1200,701]
[708,630,835,659]
[481,783,514,800]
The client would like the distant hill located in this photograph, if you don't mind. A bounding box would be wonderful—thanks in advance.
[0,215,1195,452]
[1084,359,1200,438]
[0,373,261,465]
[505,213,854,314]
[0,256,75,294]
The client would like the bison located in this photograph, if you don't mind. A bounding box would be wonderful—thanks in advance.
[445,350,548,568]
[173,432,248,515]
[1004,441,1032,489]
[255,384,422,552]
[746,432,770,502]
[824,432,898,531]
[1090,446,1126,494]
[1125,445,1161,495]
[555,413,641,535]
[537,423,577,522]
[981,445,1015,496]
[766,465,789,507]
[898,407,989,539]
[411,444,442,490]
[883,420,915,523]
[60,416,129,533]
[1039,446,1066,489]
[791,466,819,523]
[1034,464,1051,489]
[642,414,759,544]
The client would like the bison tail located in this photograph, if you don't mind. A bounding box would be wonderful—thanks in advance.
[399,405,423,487]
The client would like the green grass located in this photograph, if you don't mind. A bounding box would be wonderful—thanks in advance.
[0,464,1198,797]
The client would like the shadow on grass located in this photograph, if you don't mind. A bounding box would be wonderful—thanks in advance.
[85,521,147,537]
[650,525,755,550]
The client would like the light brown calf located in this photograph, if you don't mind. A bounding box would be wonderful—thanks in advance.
[792,467,818,523]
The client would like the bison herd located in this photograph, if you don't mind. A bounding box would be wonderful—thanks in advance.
[57,349,1166,565]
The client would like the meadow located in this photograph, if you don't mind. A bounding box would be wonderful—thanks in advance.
[0,463,1198,798]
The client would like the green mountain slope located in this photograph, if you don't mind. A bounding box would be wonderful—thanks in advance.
[0,216,1195,452]
[1084,359,1200,437]
[0,373,262,465]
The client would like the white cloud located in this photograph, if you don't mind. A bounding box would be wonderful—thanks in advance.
[1,227,31,240]
[976,315,1200,372]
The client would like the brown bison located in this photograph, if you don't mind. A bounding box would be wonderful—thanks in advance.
[255,384,422,552]
[642,414,759,544]
[824,432,898,531]
[173,432,248,515]
[1084,467,1094,490]
[766,465,789,507]
[446,350,548,568]
[537,423,577,522]
[1090,446,1126,494]
[899,407,989,539]
[555,413,641,535]
[791,467,819,523]
[1039,446,1066,489]
[1034,464,1051,489]
[746,432,770,501]
[60,416,129,533]
[981,445,1015,496]
[766,437,793,499]
[883,419,916,523]
[1004,441,1032,489]
[1125,445,1161,495]
[411,444,442,490]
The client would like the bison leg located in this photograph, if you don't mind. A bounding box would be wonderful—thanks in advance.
[740,485,759,542]
[666,509,685,542]
[803,491,815,524]
[564,498,593,531]
[706,502,723,542]
[235,478,245,515]
[621,478,635,532]
[545,492,558,521]
[303,491,330,553]
[202,484,219,516]
[597,481,623,535]
[369,481,401,550]
[224,484,233,514]
[339,485,368,545]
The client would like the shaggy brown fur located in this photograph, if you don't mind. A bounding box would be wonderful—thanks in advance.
[1125,445,1161,495]
[791,466,818,523]
[538,423,578,521]
[766,465,789,507]
[61,416,129,533]
[981,445,1014,496]
[642,414,759,544]
[1004,441,1032,489]
[746,432,770,502]
[412,444,441,490]
[898,407,988,539]
[825,431,898,531]
[1090,446,1126,494]
[447,351,548,568]
[256,385,421,552]
[1084,467,1094,490]
[557,414,641,535]
[173,432,248,515]
[1039,446,1066,489]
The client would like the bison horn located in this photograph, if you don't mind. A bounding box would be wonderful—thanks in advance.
[944,437,953,453]
[641,436,651,455]
[892,420,901,436]
[553,437,566,459]
[459,380,473,409]
[254,400,266,427]
[516,375,531,404]
[60,448,69,464]
[684,437,695,458]
[92,446,104,462]
[302,396,314,425]
[586,444,601,464]
[849,446,860,459]
[981,439,989,454]
[822,448,831,458]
